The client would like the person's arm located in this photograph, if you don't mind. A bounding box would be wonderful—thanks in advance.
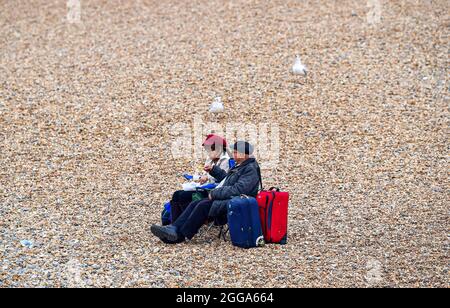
[205,158,229,183]
[199,159,214,184]
[210,167,259,200]
[208,165,228,182]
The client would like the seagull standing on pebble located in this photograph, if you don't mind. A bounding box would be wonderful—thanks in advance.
[209,97,224,113]
[292,55,308,76]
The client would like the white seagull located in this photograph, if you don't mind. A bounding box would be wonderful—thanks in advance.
[209,97,224,113]
[292,55,308,76]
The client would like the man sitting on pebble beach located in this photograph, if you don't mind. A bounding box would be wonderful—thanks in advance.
[151,141,261,244]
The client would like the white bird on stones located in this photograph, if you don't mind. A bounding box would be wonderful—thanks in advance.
[292,55,307,76]
[20,240,34,249]
[209,97,224,113]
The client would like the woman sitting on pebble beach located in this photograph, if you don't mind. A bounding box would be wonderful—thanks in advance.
[169,134,232,223]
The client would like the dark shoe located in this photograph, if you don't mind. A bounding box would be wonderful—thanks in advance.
[161,237,185,245]
[151,225,180,243]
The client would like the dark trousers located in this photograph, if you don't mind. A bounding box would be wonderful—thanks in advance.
[172,190,196,203]
[171,190,196,223]
[171,190,209,222]
[172,199,213,240]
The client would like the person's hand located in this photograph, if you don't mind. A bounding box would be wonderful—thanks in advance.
[204,164,213,173]
[199,176,208,185]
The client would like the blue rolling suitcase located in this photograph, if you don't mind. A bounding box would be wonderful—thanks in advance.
[228,195,265,249]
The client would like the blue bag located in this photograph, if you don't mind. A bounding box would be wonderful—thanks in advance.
[161,201,172,226]
[199,183,218,190]
[227,196,265,249]
[182,174,194,181]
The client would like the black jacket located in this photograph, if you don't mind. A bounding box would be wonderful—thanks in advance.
[208,158,261,218]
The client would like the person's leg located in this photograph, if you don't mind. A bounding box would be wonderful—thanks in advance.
[171,191,196,222]
[151,199,210,243]
[172,199,202,230]
[179,199,213,240]
[151,203,196,243]
[172,190,195,203]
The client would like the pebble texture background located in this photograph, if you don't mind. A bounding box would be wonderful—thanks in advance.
[0,0,448,287]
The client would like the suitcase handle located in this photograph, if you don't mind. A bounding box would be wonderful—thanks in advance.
[269,187,281,192]
[240,194,251,199]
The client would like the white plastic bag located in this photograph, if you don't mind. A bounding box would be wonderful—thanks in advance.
[182,182,200,191]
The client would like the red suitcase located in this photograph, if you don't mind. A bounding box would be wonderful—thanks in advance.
[257,188,289,244]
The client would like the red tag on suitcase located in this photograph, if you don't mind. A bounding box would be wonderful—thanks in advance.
[257,188,289,244]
